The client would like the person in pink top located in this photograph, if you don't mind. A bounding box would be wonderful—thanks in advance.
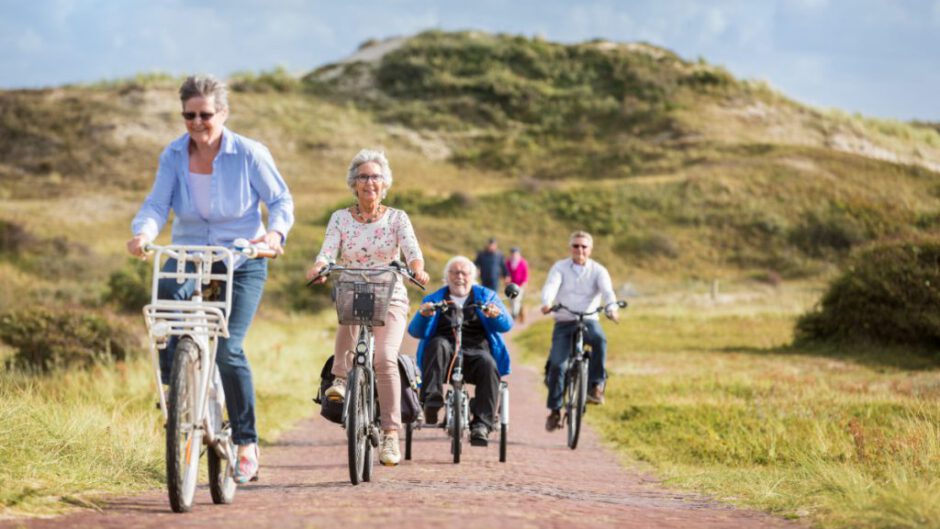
[505,246,529,323]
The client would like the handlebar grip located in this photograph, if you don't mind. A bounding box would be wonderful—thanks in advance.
[249,248,279,259]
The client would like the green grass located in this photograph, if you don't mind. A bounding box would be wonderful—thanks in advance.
[0,314,332,516]
[514,298,940,529]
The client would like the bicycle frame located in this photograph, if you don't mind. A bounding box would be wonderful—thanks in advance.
[342,325,378,434]
[142,245,235,451]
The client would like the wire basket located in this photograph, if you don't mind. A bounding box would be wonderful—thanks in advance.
[332,269,397,326]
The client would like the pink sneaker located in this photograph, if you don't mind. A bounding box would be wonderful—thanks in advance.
[234,444,260,484]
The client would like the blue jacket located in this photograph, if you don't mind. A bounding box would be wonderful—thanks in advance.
[408,285,513,377]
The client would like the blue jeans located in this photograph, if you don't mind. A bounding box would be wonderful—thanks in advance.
[158,257,268,445]
[545,319,607,410]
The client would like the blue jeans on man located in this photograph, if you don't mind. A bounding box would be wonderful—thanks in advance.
[157,257,267,445]
[546,319,607,411]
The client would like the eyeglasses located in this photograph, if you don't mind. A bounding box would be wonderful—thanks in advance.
[181,111,216,121]
[355,173,384,183]
[571,244,590,249]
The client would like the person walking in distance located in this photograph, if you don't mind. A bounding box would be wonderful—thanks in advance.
[505,246,529,323]
[474,237,507,292]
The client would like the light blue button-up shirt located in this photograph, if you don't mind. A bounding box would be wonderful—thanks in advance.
[131,128,294,267]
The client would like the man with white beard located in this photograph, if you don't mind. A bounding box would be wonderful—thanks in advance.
[407,256,513,446]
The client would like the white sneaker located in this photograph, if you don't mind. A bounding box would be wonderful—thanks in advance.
[379,431,401,466]
[325,377,346,401]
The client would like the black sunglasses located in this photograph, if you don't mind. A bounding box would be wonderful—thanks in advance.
[181,111,216,121]
[571,244,590,249]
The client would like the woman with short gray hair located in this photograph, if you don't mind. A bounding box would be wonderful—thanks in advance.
[306,148,430,466]
[127,73,294,484]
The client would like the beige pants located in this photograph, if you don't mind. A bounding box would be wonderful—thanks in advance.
[331,301,408,432]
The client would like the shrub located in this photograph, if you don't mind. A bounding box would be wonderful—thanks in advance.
[0,220,36,255]
[617,232,679,259]
[795,239,940,348]
[788,208,872,257]
[0,307,143,371]
[104,258,152,312]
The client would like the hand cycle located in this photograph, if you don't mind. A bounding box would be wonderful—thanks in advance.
[548,300,627,450]
[309,261,424,485]
[415,284,519,464]
[142,238,277,513]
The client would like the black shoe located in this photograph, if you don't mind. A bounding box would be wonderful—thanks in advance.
[424,405,440,426]
[545,409,562,432]
[470,423,489,447]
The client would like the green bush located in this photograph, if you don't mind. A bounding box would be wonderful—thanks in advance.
[788,208,873,257]
[0,307,143,371]
[104,258,152,312]
[795,239,940,348]
[0,220,36,255]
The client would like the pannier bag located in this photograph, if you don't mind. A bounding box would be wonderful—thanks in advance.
[398,354,422,424]
[315,353,422,425]
[315,356,344,424]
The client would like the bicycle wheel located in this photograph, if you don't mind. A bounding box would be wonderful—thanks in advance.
[207,373,236,505]
[166,337,202,513]
[345,366,367,485]
[362,373,375,481]
[451,389,463,464]
[404,422,413,461]
[498,384,508,463]
[566,360,586,450]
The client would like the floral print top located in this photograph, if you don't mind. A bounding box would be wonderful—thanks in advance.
[316,207,424,302]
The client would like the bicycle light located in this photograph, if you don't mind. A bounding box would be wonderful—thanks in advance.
[152,321,170,339]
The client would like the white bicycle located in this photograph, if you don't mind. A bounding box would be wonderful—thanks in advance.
[142,240,275,513]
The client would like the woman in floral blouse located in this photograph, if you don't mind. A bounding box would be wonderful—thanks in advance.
[306,149,429,466]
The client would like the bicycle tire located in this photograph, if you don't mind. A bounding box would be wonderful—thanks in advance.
[207,375,236,504]
[498,384,508,463]
[362,373,375,481]
[404,422,413,461]
[566,360,584,450]
[451,390,462,464]
[166,337,202,513]
[346,366,367,485]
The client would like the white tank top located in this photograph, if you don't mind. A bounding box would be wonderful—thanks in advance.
[187,171,212,219]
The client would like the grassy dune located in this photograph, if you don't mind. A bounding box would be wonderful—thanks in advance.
[514,292,940,529]
[2,30,940,525]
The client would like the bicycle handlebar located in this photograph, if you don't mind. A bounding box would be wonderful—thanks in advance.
[143,240,278,261]
[550,300,628,318]
[307,261,426,290]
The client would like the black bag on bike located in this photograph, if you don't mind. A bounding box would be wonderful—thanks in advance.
[315,356,344,424]
[398,354,422,424]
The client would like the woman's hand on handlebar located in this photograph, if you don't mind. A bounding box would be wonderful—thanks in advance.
[409,260,430,286]
[305,261,329,284]
[251,230,284,256]
[126,234,151,260]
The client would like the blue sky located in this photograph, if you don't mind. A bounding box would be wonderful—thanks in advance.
[1,0,939,121]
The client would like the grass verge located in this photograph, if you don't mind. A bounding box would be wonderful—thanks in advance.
[513,299,940,529]
[0,312,332,517]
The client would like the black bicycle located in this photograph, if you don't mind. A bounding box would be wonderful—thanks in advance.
[411,285,518,463]
[549,301,627,450]
[311,261,423,484]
